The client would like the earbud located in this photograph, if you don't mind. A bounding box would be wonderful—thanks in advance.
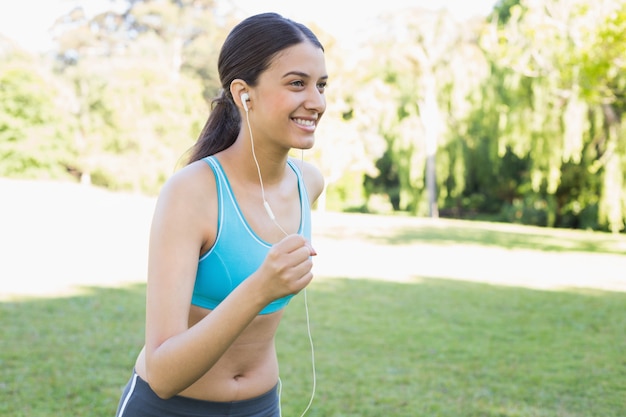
[241,92,249,112]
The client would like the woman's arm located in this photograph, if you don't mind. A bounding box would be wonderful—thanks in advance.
[143,163,314,399]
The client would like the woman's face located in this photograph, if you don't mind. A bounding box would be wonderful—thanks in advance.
[249,41,328,151]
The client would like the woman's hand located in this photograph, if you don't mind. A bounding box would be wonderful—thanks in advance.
[254,234,316,302]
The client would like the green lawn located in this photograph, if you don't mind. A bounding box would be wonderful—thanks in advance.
[1,185,625,416]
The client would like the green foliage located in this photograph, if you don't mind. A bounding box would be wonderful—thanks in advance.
[324,170,367,212]
[457,0,626,231]
[363,148,401,211]
[41,0,220,193]
[578,1,626,106]
[0,63,75,179]
[489,0,523,24]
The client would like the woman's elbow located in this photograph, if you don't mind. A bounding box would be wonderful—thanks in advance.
[152,386,177,400]
[146,374,179,400]
[144,363,182,400]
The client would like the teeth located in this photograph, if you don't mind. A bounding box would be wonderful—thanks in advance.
[294,118,315,127]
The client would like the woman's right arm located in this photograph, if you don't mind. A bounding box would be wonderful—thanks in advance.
[142,163,314,399]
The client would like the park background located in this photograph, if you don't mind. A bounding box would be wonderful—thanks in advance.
[1,0,625,416]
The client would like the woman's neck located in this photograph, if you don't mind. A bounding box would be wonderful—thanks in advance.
[218,138,289,186]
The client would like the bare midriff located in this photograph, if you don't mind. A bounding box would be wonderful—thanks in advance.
[134,305,284,402]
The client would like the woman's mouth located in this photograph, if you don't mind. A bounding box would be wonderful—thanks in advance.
[292,118,316,129]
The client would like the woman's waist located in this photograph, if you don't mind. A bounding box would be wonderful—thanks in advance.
[180,356,280,401]
[135,343,279,402]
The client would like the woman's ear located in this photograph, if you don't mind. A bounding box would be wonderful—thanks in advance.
[230,79,250,111]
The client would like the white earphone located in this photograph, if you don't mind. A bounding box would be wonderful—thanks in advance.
[241,92,250,112]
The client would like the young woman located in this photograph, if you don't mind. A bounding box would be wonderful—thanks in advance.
[115,12,327,417]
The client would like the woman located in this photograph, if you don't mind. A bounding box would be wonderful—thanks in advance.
[115,12,327,417]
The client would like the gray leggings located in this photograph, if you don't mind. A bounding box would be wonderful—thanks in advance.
[115,371,280,417]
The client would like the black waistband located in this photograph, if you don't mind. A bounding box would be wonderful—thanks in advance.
[132,372,279,415]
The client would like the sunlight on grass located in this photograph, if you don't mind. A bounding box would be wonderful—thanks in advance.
[2,180,625,300]
[312,212,626,293]
[0,179,153,300]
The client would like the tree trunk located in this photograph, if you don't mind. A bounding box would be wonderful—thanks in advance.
[419,74,441,218]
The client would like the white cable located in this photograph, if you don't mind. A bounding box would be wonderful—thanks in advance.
[278,378,283,417]
[299,288,316,417]
[277,290,316,417]
[246,109,290,236]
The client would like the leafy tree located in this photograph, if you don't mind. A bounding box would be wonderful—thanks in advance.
[480,0,626,231]
[367,8,489,216]
[309,30,389,212]
[46,0,216,193]
[0,58,75,179]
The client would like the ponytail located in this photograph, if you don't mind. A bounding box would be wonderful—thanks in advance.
[186,90,240,164]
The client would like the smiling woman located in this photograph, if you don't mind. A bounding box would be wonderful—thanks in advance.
[114,12,326,417]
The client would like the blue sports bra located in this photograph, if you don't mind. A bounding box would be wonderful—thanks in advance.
[191,156,311,315]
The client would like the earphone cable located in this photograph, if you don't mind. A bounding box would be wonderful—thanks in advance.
[299,287,316,417]
[246,108,290,236]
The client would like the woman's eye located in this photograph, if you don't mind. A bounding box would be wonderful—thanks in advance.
[291,80,304,87]
[317,82,327,91]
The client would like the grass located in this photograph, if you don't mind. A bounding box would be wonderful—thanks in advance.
[277,278,625,417]
[0,285,145,416]
[2,277,625,416]
[1,180,626,416]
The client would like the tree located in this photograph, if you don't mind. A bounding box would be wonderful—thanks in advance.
[51,0,223,97]
[0,57,76,179]
[472,0,626,231]
[310,33,389,211]
[368,8,488,216]
[45,0,218,193]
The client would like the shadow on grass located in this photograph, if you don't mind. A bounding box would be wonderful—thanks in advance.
[0,284,146,417]
[2,278,625,417]
[316,214,626,254]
